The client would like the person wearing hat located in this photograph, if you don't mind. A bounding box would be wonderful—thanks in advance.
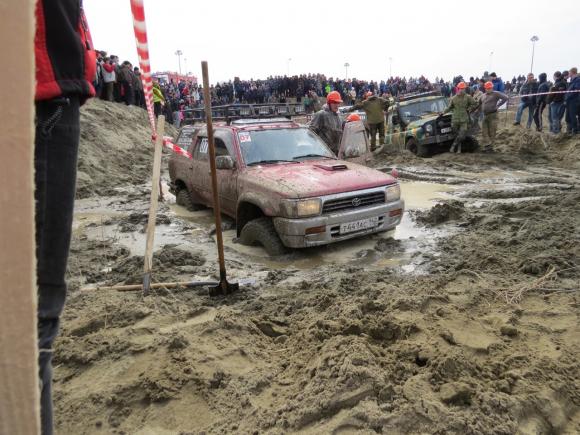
[441,81,479,153]
[480,81,509,152]
[347,91,390,151]
[309,90,344,153]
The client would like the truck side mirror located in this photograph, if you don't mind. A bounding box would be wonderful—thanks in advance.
[216,155,236,170]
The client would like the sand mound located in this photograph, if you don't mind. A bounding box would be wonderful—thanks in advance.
[76,99,176,198]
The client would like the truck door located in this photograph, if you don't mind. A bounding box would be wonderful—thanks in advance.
[338,120,372,165]
[190,133,212,205]
[214,130,238,217]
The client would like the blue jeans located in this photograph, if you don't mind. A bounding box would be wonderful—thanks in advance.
[515,100,534,127]
[550,102,565,133]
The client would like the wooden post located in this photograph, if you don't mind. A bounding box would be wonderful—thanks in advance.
[0,0,41,433]
[143,115,165,295]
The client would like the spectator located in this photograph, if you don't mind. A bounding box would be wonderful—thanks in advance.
[152,81,165,117]
[564,67,579,134]
[101,56,116,101]
[490,72,505,93]
[133,67,144,107]
[514,73,538,128]
[117,61,134,105]
[533,73,550,131]
[547,71,567,134]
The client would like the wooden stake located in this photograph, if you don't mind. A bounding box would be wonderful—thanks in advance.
[143,115,165,295]
[0,0,40,433]
[81,280,219,292]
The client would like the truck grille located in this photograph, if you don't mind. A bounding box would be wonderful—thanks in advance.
[322,191,385,214]
[437,115,452,134]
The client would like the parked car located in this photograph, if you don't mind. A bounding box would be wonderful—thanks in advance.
[169,118,404,255]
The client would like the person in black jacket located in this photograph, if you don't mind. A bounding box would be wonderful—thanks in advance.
[548,71,568,133]
[34,1,95,433]
[533,73,550,131]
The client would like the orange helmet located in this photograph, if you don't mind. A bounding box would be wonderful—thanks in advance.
[484,81,494,90]
[346,113,361,122]
[365,91,373,98]
[457,82,467,90]
[326,91,343,104]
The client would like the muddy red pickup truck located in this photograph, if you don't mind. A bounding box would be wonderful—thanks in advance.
[169,118,404,255]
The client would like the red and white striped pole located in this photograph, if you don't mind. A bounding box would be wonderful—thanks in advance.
[129,0,193,159]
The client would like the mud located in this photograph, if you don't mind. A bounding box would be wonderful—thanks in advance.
[54,101,580,434]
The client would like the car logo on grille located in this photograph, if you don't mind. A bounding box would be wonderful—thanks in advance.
[352,198,361,207]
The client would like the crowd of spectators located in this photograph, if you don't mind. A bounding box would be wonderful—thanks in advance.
[92,50,579,134]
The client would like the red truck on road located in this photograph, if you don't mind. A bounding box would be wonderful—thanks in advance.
[169,118,404,255]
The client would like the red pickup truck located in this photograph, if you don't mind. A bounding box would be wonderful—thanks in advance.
[168,118,404,255]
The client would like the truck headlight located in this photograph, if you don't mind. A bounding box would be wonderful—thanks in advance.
[424,124,433,133]
[281,198,322,217]
[385,184,401,202]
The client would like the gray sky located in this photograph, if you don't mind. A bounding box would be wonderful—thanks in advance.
[85,0,580,84]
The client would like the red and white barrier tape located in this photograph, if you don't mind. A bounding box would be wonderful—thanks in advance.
[130,0,192,160]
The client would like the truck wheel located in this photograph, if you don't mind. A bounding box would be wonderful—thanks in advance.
[239,217,288,256]
[176,188,204,211]
[406,138,418,154]
[416,143,431,158]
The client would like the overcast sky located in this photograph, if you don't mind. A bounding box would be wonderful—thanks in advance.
[85,0,580,84]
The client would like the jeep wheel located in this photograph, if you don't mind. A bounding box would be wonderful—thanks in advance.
[239,217,288,256]
[406,138,430,157]
[176,188,204,211]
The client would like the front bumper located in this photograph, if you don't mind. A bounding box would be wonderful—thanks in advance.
[273,199,405,248]
[419,132,455,145]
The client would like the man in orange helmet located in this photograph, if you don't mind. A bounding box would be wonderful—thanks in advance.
[480,80,508,152]
[442,81,478,153]
[309,90,344,153]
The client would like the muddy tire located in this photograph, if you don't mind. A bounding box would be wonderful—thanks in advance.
[239,217,288,256]
[416,143,431,158]
[176,188,203,211]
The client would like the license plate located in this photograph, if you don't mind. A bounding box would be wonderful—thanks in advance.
[340,216,379,234]
[441,127,452,133]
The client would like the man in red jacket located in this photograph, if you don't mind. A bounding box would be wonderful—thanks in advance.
[35,1,95,433]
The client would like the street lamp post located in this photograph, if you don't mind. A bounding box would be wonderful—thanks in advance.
[184,57,188,77]
[344,62,350,79]
[489,51,494,72]
[175,50,183,75]
[389,57,392,78]
[530,36,539,74]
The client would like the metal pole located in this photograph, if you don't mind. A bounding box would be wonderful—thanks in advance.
[530,41,535,73]
[529,36,539,74]
[175,50,183,75]
[489,51,493,72]
[389,57,392,78]
[201,61,238,296]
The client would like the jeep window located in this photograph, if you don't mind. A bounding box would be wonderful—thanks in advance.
[176,126,197,152]
[400,98,448,124]
[238,128,334,165]
[193,134,233,161]
[193,137,209,161]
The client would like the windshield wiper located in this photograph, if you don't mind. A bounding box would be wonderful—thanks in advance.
[247,159,297,166]
[292,154,335,160]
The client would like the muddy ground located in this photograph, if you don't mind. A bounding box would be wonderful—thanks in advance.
[55,100,579,434]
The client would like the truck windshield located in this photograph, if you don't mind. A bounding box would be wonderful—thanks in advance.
[239,128,335,165]
[400,98,448,123]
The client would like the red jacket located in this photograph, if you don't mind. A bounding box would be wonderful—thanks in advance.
[35,0,96,101]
